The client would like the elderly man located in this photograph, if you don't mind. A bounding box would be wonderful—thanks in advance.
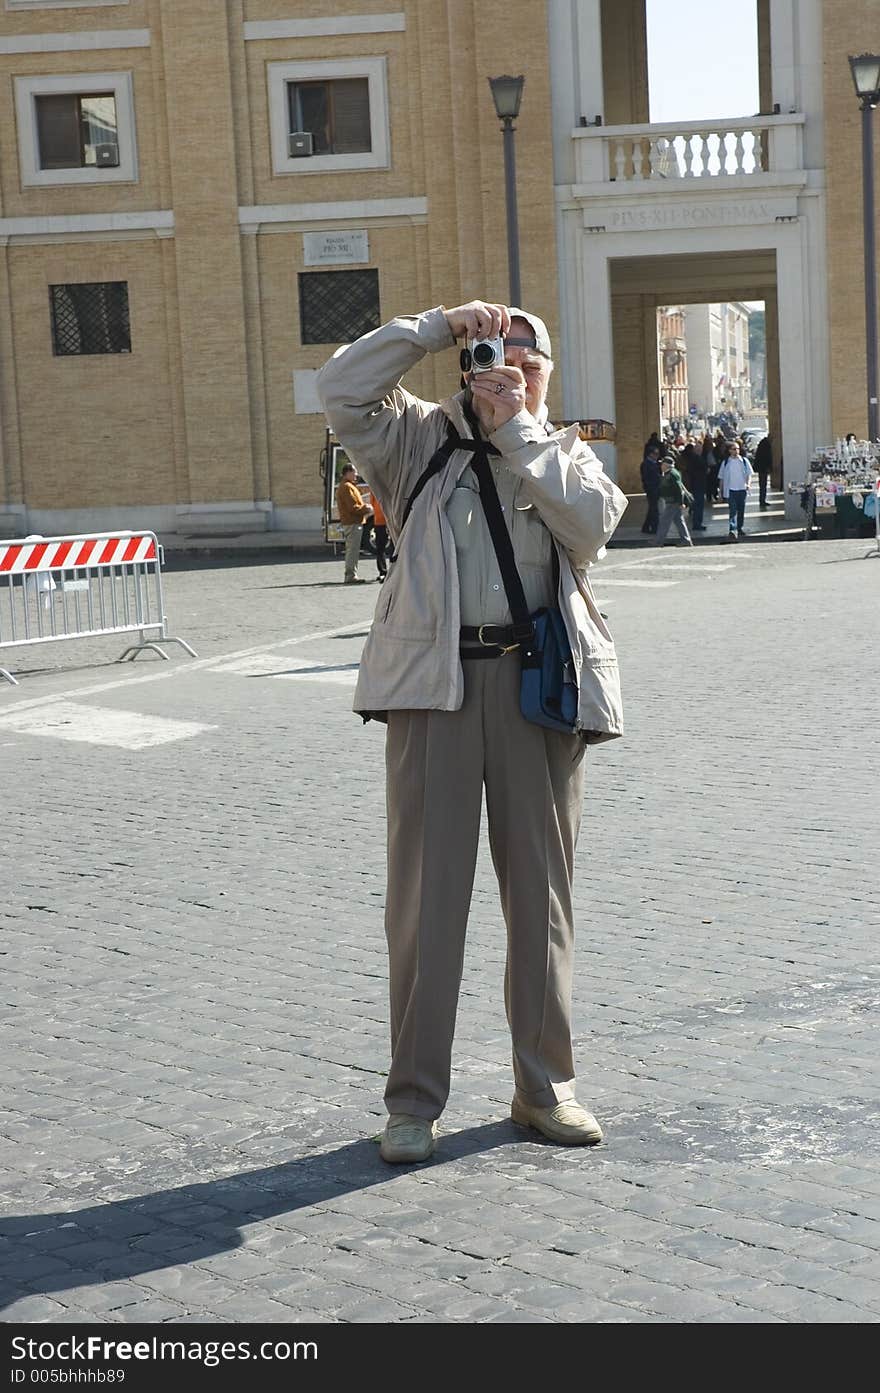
[317,301,627,1163]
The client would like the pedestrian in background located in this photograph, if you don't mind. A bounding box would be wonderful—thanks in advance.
[336,462,372,584]
[681,439,707,531]
[640,443,662,534]
[372,490,389,582]
[702,431,719,504]
[754,434,773,508]
[655,455,694,546]
[720,440,753,541]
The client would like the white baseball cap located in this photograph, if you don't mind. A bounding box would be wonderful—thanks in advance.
[506,307,552,360]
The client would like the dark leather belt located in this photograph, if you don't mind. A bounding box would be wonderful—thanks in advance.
[460,623,521,658]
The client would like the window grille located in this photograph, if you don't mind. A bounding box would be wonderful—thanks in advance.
[50,282,131,356]
[299,270,379,345]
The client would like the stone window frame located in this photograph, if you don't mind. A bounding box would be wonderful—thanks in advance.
[267,56,389,177]
[15,70,137,187]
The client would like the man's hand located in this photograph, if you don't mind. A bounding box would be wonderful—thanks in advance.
[469,365,528,433]
[444,301,511,342]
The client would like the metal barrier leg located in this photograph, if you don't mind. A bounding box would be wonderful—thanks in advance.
[165,635,198,657]
[0,666,19,687]
[117,639,170,663]
[117,634,197,662]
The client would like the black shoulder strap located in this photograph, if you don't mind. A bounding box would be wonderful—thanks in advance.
[469,446,535,643]
[467,399,565,641]
[387,410,544,637]
[401,422,459,526]
[389,418,466,563]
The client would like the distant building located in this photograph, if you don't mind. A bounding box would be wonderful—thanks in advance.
[685,303,753,418]
[657,306,688,426]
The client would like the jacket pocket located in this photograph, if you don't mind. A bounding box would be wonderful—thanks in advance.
[514,502,553,570]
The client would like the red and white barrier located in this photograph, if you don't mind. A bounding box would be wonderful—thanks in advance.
[0,530,195,687]
[0,534,157,574]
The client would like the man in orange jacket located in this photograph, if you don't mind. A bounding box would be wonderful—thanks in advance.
[336,463,373,584]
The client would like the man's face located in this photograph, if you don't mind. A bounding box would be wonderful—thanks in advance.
[503,319,552,416]
[466,316,552,418]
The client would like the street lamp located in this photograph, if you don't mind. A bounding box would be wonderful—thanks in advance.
[488,74,525,306]
[849,53,880,441]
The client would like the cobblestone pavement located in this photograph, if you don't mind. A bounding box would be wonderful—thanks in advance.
[1,531,879,1324]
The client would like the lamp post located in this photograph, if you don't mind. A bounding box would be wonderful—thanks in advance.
[488,74,525,306]
[849,53,880,442]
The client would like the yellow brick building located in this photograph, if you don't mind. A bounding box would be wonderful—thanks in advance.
[0,0,560,538]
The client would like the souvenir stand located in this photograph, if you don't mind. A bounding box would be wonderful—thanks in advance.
[789,439,880,540]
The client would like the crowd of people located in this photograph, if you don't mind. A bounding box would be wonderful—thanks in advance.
[640,425,774,545]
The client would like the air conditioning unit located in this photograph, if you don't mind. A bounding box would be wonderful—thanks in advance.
[95,144,120,168]
[288,131,314,158]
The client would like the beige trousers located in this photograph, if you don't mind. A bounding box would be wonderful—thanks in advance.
[342,523,362,580]
[384,651,587,1120]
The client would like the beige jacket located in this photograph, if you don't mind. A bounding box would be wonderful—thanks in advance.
[316,308,629,742]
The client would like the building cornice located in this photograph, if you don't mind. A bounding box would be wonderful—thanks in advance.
[239,197,427,234]
[243,14,404,41]
[0,29,149,53]
[0,210,173,245]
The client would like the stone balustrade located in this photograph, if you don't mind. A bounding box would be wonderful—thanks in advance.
[573,114,806,186]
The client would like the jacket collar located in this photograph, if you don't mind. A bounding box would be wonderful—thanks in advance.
[440,390,475,439]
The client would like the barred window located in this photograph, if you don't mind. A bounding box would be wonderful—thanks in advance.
[50,282,131,356]
[299,269,379,345]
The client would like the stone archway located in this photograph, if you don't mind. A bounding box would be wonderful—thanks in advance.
[608,250,780,494]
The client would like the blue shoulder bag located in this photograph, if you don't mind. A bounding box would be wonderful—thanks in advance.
[469,436,580,736]
[519,602,579,734]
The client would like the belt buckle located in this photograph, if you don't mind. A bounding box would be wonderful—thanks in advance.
[477,624,518,654]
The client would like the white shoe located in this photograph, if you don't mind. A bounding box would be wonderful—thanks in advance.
[380,1114,437,1164]
[511,1096,603,1145]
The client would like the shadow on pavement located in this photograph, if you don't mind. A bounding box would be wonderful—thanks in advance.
[248,663,360,678]
[251,581,357,590]
[0,1123,521,1311]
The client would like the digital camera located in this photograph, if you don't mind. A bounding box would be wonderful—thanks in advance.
[467,335,505,372]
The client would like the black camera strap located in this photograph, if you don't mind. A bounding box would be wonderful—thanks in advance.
[469,449,536,647]
[387,422,459,564]
[387,404,546,651]
[456,398,534,645]
[389,403,499,564]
